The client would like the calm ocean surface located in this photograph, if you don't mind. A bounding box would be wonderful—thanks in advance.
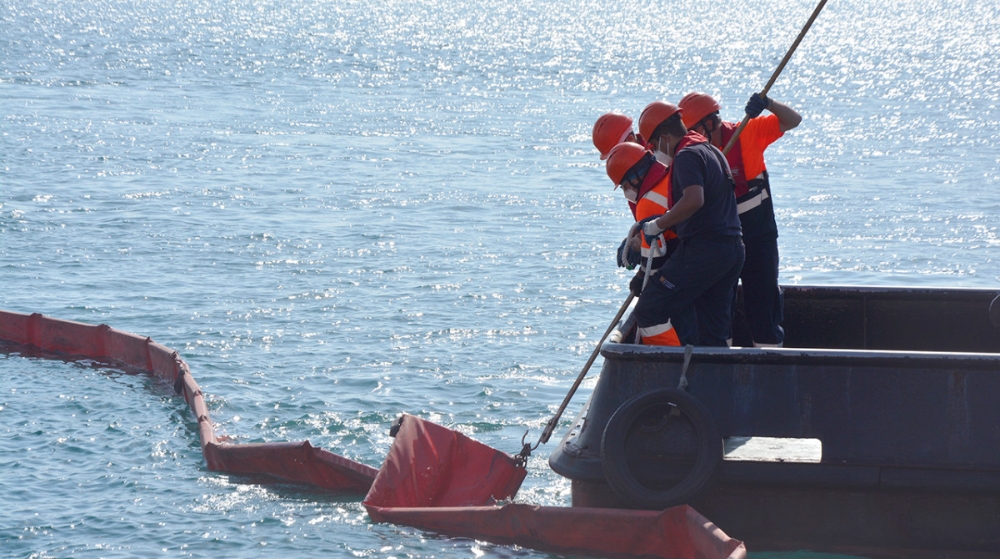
[2,0,998,557]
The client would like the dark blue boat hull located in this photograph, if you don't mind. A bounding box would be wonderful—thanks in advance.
[549,286,1000,556]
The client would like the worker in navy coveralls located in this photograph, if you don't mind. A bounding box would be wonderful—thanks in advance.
[634,101,745,347]
[679,92,801,347]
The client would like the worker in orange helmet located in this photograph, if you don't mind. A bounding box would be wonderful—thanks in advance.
[633,100,745,347]
[592,112,642,161]
[678,91,801,347]
[606,142,680,346]
[594,112,651,271]
[638,101,682,167]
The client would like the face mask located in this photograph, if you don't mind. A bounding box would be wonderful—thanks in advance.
[654,149,672,166]
[624,188,638,202]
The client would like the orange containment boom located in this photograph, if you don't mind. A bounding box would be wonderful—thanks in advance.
[363,414,526,509]
[362,414,745,559]
[367,504,746,559]
[0,310,378,493]
[2,310,746,559]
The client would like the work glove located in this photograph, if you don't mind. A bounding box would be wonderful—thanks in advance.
[616,237,641,270]
[629,273,645,297]
[745,92,770,118]
[642,217,665,244]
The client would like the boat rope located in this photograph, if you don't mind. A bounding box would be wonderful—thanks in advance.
[634,232,664,344]
[678,344,694,390]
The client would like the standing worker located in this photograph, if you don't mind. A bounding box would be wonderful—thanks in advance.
[678,92,801,347]
[633,101,745,347]
[605,142,679,347]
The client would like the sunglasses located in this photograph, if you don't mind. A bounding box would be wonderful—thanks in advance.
[618,168,643,191]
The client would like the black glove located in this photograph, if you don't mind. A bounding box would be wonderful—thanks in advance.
[629,273,645,297]
[616,237,641,270]
[616,238,628,268]
[745,92,770,118]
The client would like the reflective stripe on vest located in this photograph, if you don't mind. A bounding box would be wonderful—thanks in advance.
[638,320,680,346]
[640,234,670,259]
[643,190,670,209]
[636,174,675,259]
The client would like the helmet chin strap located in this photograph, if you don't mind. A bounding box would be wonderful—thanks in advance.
[656,134,676,158]
[696,116,719,142]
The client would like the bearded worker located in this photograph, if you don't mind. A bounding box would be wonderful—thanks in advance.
[629,101,745,347]
[678,92,801,347]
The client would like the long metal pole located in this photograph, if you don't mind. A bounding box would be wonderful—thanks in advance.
[536,293,634,446]
[721,0,829,156]
[529,0,828,456]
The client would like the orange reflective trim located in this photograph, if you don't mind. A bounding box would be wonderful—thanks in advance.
[636,175,676,252]
[638,322,681,346]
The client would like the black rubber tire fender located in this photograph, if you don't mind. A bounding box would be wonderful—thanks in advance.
[600,387,721,509]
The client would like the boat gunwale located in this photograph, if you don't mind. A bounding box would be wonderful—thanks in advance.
[599,342,1000,369]
[602,283,1000,365]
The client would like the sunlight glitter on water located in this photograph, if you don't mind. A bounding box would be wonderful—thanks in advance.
[2,0,999,556]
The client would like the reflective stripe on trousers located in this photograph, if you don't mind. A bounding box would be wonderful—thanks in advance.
[637,320,680,346]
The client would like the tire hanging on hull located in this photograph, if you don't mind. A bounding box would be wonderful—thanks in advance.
[601,387,721,509]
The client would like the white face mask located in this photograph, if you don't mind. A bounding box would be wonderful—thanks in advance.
[653,149,672,166]
[623,188,638,202]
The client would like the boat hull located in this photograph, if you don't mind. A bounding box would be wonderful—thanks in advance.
[549,286,1000,556]
[572,479,999,557]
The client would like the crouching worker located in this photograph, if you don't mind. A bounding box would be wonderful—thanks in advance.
[592,112,642,162]
[595,112,657,269]
[634,101,745,347]
[605,142,679,346]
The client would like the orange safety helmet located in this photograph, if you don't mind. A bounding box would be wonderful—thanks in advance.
[638,101,682,147]
[606,142,650,188]
[592,113,635,160]
[678,92,721,129]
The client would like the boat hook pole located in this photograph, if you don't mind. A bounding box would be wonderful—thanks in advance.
[516,0,828,466]
[721,0,828,156]
[517,293,635,465]
[517,0,828,466]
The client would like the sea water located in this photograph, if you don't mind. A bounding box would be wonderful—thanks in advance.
[2,0,998,557]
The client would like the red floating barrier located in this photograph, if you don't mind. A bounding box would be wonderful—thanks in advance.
[2,310,746,558]
[363,414,744,559]
[207,440,378,493]
[366,503,745,559]
[0,309,378,494]
[364,414,526,509]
